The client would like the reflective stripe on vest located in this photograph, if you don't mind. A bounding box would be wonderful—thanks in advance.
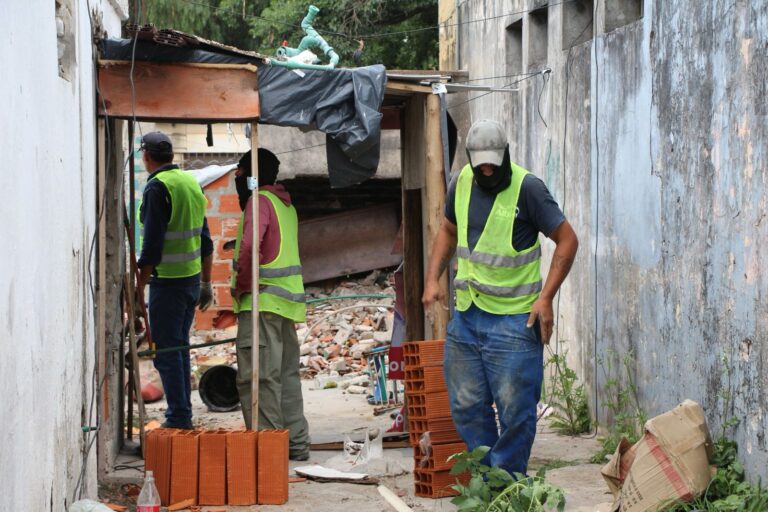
[138,168,207,279]
[231,190,306,322]
[454,162,542,314]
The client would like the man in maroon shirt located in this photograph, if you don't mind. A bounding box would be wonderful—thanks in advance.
[231,149,310,460]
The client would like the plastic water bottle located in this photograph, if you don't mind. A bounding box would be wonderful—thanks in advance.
[136,470,161,512]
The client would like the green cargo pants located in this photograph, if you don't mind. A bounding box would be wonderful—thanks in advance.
[235,311,310,457]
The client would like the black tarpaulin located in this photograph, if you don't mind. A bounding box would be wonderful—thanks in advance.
[101,38,387,187]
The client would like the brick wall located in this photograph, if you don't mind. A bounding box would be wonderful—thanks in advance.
[195,171,241,330]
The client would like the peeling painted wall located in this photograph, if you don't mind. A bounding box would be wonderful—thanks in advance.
[445,0,767,478]
[0,1,127,509]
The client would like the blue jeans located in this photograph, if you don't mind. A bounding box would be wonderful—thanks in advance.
[148,278,200,427]
[444,304,543,476]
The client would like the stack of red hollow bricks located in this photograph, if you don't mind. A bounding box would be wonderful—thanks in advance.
[144,428,289,506]
[403,340,470,498]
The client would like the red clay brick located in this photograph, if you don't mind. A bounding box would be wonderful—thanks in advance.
[206,216,222,237]
[210,262,231,284]
[219,194,241,213]
[413,468,468,498]
[206,174,231,190]
[406,392,452,419]
[145,429,178,505]
[403,340,445,368]
[194,309,216,330]
[215,286,233,307]
[198,431,227,505]
[408,417,463,447]
[221,217,241,238]
[404,366,447,394]
[413,442,466,471]
[257,429,289,504]
[226,430,258,505]
[170,431,200,504]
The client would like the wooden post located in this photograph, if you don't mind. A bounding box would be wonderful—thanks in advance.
[96,119,107,476]
[423,94,450,339]
[250,124,260,430]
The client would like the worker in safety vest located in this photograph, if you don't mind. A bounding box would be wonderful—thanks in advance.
[231,148,310,461]
[137,131,214,430]
[423,120,579,476]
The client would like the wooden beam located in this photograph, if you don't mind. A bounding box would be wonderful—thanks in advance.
[97,61,260,121]
[422,94,449,340]
[386,81,433,94]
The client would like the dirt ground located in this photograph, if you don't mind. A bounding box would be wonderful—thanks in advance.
[104,379,614,511]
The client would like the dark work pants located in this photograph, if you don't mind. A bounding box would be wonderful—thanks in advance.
[148,279,199,427]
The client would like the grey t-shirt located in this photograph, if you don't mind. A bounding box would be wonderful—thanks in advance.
[445,171,565,252]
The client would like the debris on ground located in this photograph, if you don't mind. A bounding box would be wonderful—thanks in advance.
[190,272,396,395]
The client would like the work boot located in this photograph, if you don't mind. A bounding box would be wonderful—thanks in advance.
[289,451,310,461]
[161,420,194,430]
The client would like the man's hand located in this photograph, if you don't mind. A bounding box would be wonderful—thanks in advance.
[198,281,214,311]
[527,297,554,344]
[422,279,445,310]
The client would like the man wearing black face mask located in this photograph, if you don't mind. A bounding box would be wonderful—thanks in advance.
[230,149,310,461]
[422,120,579,477]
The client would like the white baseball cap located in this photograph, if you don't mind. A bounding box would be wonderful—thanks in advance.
[466,119,506,166]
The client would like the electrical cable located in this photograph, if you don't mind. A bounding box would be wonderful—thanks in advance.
[589,0,602,439]
[172,0,578,42]
[446,71,545,110]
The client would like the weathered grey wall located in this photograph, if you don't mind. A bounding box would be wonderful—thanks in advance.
[447,0,767,477]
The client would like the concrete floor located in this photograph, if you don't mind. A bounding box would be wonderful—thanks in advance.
[107,381,614,511]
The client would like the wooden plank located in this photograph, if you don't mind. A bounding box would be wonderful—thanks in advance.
[250,124,260,430]
[386,81,433,94]
[422,94,449,339]
[97,61,260,121]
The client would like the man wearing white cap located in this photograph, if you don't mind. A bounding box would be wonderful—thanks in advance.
[423,119,579,476]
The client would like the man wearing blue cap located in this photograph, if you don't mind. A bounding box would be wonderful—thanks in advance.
[137,131,214,429]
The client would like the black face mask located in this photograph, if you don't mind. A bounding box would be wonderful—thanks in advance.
[235,173,251,211]
[469,144,511,194]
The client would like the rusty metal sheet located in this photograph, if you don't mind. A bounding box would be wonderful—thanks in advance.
[298,203,401,283]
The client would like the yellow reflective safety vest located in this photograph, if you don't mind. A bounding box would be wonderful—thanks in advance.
[231,190,306,323]
[139,167,207,278]
[454,162,542,314]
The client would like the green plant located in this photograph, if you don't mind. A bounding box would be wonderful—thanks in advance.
[545,350,591,436]
[665,438,768,511]
[590,350,647,464]
[448,447,566,512]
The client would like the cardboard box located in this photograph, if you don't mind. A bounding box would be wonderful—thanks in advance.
[601,400,715,512]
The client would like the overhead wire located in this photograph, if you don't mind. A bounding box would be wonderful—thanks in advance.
[172,0,578,42]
